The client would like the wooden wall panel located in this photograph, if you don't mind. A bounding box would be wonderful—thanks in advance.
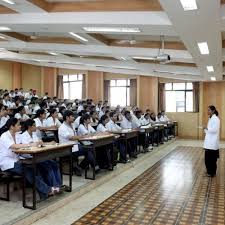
[12,62,22,89]
[0,60,13,90]
[137,76,158,113]
[86,71,104,102]
[42,67,57,97]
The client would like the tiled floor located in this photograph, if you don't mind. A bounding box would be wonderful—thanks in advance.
[72,146,225,225]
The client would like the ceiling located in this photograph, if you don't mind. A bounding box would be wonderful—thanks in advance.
[0,0,224,81]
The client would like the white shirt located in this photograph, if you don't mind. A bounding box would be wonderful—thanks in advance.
[33,104,40,114]
[97,124,108,132]
[15,113,30,121]
[0,131,20,171]
[99,111,105,119]
[140,117,150,126]
[131,114,141,128]
[34,118,47,139]
[0,116,9,129]
[58,122,78,152]
[46,117,61,127]
[3,99,13,108]
[73,116,81,129]
[120,117,132,129]
[160,115,170,122]
[203,114,220,150]
[77,105,83,113]
[106,120,122,132]
[77,124,96,136]
[20,131,40,144]
[24,105,32,115]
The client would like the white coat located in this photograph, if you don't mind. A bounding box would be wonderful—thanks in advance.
[203,114,220,150]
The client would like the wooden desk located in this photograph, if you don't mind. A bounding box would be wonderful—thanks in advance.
[79,133,116,180]
[112,129,139,158]
[152,124,165,146]
[139,126,154,150]
[13,143,74,210]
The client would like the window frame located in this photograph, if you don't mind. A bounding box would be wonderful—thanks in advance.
[109,79,131,107]
[62,74,83,100]
[165,82,194,112]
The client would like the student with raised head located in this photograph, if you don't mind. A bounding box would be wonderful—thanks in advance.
[3,93,13,108]
[77,114,96,136]
[58,110,95,175]
[46,108,61,128]
[14,106,30,122]
[97,115,110,132]
[120,111,132,129]
[99,106,106,119]
[0,118,56,199]
[34,109,47,140]
[0,103,8,130]
[203,105,220,177]
[73,110,86,129]
[20,119,62,191]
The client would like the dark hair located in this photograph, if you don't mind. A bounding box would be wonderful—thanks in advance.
[36,109,46,118]
[63,110,74,121]
[5,118,19,130]
[124,111,130,117]
[78,110,86,117]
[98,115,109,125]
[80,114,91,125]
[23,119,35,132]
[135,110,142,116]
[16,106,25,114]
[3,93,9,98]
[109,111,117,118]
[0,103,5,111]
[208,105,219,116]
[59,106,66,114]
[49,108,57,117]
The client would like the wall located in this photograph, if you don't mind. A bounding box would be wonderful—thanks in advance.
[42,67,57,97]
[0,60,13,90]
[86,71,104,102]
[137,76,158,113]
[22,64,42,95]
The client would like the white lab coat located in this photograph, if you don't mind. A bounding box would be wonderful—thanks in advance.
[120,117,132,129]
[20,131,40,144]
[58,122,79,152]
[77,124,96,136]
[0,131,20,171]
[203,114,220,150]
[131,114,141,128]
[0,116,9,129]
[14,113,30,121]
[105,120,122,132]
[34,118,47,139]
[97,124,108,132]
[46,117,61,127]
[73,116,81,129]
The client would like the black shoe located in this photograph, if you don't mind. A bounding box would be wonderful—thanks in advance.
[130,153,137,159]
[73,165,82,176]
[118,159,127,164]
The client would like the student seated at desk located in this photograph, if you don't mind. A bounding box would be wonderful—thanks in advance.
[0,118,56,199]
[106,111,127,163]
[160,111,170,122]
[77,114,96,136]
[90,111,99,126]
[0,103,9,131]
[14,106,30,122]
[58,110,95,175]
[73,110,85,130]
[11,96,22,108]
[3,93,13,108]
[97,115,109,132]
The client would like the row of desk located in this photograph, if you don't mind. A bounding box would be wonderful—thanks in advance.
[10,121,177,210]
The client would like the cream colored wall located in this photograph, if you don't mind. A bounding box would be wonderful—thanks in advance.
[167,112,199,139]
[0,60,13,90]
[104,72,137,80]
[21,64,42,94]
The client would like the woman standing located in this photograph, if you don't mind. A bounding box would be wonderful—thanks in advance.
[203,105,220,177]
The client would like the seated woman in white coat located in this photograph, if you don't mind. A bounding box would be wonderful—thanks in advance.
[21,119,62,191]
[97,115,110,132]
[14,106,30,122]
[77,114,96,136]
[0,118,56,199]
[203,105,220,177]
[58,110,95,175]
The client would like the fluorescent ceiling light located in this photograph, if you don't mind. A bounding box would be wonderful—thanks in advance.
[1,0,15,4]
[0,26,11,31]
[211,77,216,81]
[0,48,6,51]
[206,66,214,72]
[49,52,58,56]
[83,27,141,33]
[133,56,155,60]
[69,32,88,42]
[197,42,209,55]
[179,0,197,11]
[0,35,6,39]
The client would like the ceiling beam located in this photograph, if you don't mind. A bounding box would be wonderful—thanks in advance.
[0,5,17,14]
[29,0,163,12]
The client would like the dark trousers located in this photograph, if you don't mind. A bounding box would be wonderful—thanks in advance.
[205,149,219,176]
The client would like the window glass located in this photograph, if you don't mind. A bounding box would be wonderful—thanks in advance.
[173,83,185,90]
[186,83,193,90]
[63,83,69,99]
[186,91,193,112]
[110,80,116,86]
[165,83,172,91]
[69,75,78,82]
[70,81,82,99]
[116,80,127,86]
[63,75,68,82]
[110,87,127,107]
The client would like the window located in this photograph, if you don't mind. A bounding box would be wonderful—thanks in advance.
[165,82,194,112]
[110,79,130,107]
[62,74,83,99]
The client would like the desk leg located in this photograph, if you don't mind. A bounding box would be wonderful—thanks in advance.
[68,150,73,192]
[22,164,26,208]
[32,157,37,210]
[85,147,96,180]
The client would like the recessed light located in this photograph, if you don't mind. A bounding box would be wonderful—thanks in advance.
[69,32,88,42]
[211,77,216,81]
[0,26,11,31]
[0,35,6,40]
[83,27,141,33]
[49,52,58,56]
[207,66,214,72]
[179,0,197,11]
[198,42,209,55]
[1,0,15,5]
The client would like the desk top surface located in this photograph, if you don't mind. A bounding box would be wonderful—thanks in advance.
[79,132,116,141]
[13,143,74,154]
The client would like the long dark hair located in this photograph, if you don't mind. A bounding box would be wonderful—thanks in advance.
[98,115,109,125]
[5,118,19,130]
[80,114,90,125]
[208,105,219,116]
[22,119,35,133]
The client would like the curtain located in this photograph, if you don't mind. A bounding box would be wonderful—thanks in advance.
[82,74,86,99]
[104,80,110,103]
[193,82,199,112]
[158,83,165,112]
[130,79,137,106]
[57,75,64,99]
